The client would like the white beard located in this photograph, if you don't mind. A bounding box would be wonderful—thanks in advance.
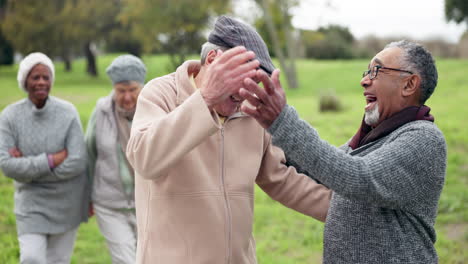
[364,103,380,126]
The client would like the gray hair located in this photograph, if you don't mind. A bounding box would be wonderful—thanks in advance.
[200,42,229,65]
[385,40,438,105]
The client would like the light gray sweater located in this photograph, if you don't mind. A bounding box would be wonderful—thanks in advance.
[268,105,446,264]
[0,96,89,235]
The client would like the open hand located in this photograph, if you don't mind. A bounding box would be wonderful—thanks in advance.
[240,69,286,129]
[200,46,260,109]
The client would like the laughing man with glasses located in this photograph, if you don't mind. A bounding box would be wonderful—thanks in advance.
[240,40,446,264]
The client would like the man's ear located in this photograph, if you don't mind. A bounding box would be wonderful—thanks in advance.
[402,74,421,97]
[205,49,218,65]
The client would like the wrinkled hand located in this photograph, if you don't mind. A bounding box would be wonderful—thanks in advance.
[9,147,22,158]
[200,46,260,109]
[52,149,68,167]
[240,69,286,129]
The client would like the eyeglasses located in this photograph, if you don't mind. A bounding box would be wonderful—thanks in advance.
[362,65,413,80]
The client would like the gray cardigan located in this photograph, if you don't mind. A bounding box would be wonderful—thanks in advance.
[268,105,446,264]
[0,97,89,235]
[85,93,135,210]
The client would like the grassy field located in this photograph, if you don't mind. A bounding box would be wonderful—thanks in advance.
[0,54,467,263]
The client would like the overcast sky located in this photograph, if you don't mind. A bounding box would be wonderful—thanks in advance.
[236,0,467,43]
[293,0,466,43]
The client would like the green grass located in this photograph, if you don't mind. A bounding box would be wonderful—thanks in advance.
[0,55,467,263]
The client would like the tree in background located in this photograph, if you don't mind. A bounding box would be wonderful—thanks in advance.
[120,0,229,68]
[0,29,13,65]
[302,25,355,60]
[255,0,298,89]
[0,0,14,65]
[1,0,135,76]
[445,0,468,27]
[1,0,81,71]
[59,0,124,76]
[105,23,143,58]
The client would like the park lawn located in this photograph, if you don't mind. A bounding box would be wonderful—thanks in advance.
[0,55,467,263]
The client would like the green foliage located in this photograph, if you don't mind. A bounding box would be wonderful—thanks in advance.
[1,0,75,57]
[318,25,354,43]
[445,0,468,26]
[120,0,230,67]
[254,0,296,57]
[301,25,355,59]
[0,55,467,263]
[0,0,141,71]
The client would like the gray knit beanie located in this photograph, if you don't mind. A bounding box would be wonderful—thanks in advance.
[17,52,55,92]
[208,16,275,75]
[106,55,147,85]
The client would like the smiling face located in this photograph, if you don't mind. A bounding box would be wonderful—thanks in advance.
[213,93,244,117]
[211,74,267,117]
[25,64,52,108]
[361,47,414,127]
[113,81,142,111]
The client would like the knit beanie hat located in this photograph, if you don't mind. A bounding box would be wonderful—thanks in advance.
[106,55,147,85]
[208,15,275,75]
[17,52,55,93]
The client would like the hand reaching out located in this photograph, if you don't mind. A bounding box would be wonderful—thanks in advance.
[240,69,286,129]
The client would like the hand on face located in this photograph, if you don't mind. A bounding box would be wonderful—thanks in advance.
[239,69,286,129]
[200,46,260,109]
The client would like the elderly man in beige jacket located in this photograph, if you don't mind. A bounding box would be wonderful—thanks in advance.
[126,16,331,264]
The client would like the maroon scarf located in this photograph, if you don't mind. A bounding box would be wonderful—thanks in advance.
[349,105,434,150]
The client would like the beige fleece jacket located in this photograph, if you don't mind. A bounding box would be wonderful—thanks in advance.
[126,60,331,264]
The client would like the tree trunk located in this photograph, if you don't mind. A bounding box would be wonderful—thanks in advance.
[64,58,72,72]
[261,0,298,89]
[62,53,72,72]
[84,42,98,76]
[281,5,298,89]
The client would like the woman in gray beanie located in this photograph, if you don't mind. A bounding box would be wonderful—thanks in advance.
[0,52,89,263]
[85,54,146,263]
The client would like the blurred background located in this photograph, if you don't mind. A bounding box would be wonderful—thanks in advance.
[0,0,467,81]
[0,0,467,263]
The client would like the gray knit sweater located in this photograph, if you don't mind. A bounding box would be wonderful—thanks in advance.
[0,96,89,235]
[268,105,446,264]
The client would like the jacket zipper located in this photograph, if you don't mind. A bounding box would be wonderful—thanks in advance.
[220,113,245,264]
[220,127,232,264]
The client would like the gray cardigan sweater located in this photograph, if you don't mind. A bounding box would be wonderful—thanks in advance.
[0,97,89,235]
[268,105,446,264]
[85,93,135,210]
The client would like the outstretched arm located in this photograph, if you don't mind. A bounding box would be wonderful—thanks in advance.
[256,132,331,222]
[240,69,446,209]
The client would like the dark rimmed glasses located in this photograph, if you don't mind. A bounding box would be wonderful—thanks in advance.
[363,65,413,80]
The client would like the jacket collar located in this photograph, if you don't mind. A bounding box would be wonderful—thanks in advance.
[97,90,115,115]
[175,60,201,106]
